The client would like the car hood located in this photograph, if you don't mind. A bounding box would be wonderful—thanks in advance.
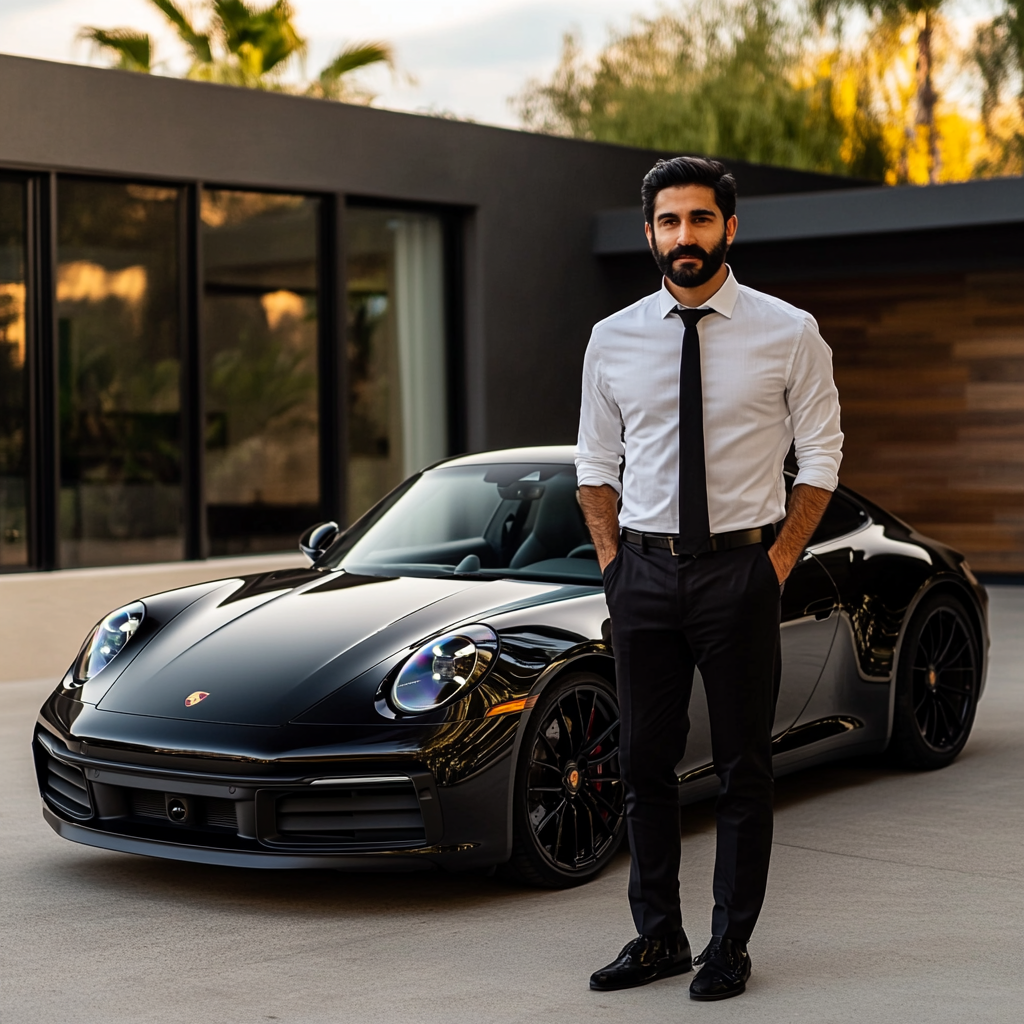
[95,569,571,726]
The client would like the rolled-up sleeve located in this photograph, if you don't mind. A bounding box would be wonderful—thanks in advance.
[787,316,843,492]
[575,333,624,494]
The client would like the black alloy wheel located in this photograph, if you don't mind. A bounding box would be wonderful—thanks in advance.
[504,672,625,887]
[891,592,980,770]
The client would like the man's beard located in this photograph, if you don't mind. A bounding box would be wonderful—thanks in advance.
[651,229,729,288]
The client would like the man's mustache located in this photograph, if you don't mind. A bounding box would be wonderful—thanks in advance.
[662,244,708,262]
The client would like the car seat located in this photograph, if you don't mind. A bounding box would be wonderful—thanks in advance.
[509,471,591,568]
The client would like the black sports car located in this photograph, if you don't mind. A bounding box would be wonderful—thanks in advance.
[35,446,989,887]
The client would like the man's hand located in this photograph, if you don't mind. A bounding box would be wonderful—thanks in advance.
[768,483,833,584]
[578,484,620,572]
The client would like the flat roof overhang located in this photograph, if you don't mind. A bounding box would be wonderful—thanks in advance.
[593,176,1024,253]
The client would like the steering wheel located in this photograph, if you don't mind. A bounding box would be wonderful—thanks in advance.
[567,544,597,559]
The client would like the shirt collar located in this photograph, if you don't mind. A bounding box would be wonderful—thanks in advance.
[658,265,739,321]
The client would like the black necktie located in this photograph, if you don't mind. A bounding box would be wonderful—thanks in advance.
[674,307,714,555]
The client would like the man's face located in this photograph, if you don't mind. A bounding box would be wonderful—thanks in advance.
[645,185,738,289]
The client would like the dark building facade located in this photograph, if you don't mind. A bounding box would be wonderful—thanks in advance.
[0,53,854,572]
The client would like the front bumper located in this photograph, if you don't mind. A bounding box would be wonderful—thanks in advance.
[34,716,514,872]
[42,808,455,870]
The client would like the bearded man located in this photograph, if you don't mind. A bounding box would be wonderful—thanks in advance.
[577,157,843,1001]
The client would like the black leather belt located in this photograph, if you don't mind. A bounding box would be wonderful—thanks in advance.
[621,524,776,557]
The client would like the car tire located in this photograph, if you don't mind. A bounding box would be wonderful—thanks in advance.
[890,591,980,771]
[502,671,625,888]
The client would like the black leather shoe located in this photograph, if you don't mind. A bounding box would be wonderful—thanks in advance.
[688,937,751,1001]
[589,932,692,991]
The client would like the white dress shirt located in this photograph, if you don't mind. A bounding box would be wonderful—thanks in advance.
[575,268,843,535]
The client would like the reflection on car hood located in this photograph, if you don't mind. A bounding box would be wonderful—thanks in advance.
[96,569,569,726]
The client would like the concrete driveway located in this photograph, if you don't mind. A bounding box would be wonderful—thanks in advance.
[1,564,1021,1023]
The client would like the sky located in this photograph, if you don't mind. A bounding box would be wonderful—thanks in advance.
[0,0,666,127]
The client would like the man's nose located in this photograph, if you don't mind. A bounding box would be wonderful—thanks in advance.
[674,222,699,247]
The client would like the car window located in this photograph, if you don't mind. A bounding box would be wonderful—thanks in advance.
[324,463,601,584]
[810,491,869,545]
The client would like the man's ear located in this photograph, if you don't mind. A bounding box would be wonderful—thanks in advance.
[725,214,738,246]
[644,221,653,246]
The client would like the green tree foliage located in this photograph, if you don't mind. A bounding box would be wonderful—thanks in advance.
[972,0,1024,173]
[80,0,393,100]
[515,0,884,177]
[149,0,214,66]
[77,27,154,73]
[308,42,395,101]
[811,0,953,183]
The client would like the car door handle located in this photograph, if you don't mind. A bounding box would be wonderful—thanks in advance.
[803,598,836,621]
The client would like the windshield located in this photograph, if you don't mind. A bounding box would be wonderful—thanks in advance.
[322,463,601,584]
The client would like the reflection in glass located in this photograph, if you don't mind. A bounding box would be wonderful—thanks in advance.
[202,191,320,555]
[57,180,183,568]
[346,208,448,523]
[0,179,28,567]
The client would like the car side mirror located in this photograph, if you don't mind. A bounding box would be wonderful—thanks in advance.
[299,521,339,563]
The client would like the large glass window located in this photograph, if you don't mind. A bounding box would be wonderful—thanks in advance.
[346,207,448,522]
[202,191,320,555]
[57,180,183,568]
[7,183,457,570]
[0,179,28,568]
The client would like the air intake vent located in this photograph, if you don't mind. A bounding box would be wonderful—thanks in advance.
[43,756,92,819]
[204,798,238,830]
[270,780,425,846]
[128,789,238,830]
[129,789,167,819]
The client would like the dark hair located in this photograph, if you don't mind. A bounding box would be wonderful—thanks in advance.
[641,156,737,225]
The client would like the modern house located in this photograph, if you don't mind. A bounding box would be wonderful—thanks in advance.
[1,54,1021,576]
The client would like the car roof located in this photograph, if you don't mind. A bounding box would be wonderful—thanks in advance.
[433,445,578,469]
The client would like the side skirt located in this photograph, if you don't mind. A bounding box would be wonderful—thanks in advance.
[676,718,888,806]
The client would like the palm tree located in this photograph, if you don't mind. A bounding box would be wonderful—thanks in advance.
[202,0,306,87]
[812,0,949,183]
[77,27,154,73]
[149,0,214,71]
[308,42,394,101]
[80,0,392,99]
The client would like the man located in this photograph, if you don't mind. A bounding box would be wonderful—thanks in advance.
[576,156,842,1001]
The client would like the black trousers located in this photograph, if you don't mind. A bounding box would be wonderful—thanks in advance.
[603,539,781,942]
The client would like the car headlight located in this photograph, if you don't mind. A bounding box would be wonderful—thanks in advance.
[391,624,499,714]
[69,602,146,685]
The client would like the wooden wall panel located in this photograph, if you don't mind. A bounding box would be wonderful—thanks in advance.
[765,271,1024,574]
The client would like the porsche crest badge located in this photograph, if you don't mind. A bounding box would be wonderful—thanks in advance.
[184,691,210,707]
